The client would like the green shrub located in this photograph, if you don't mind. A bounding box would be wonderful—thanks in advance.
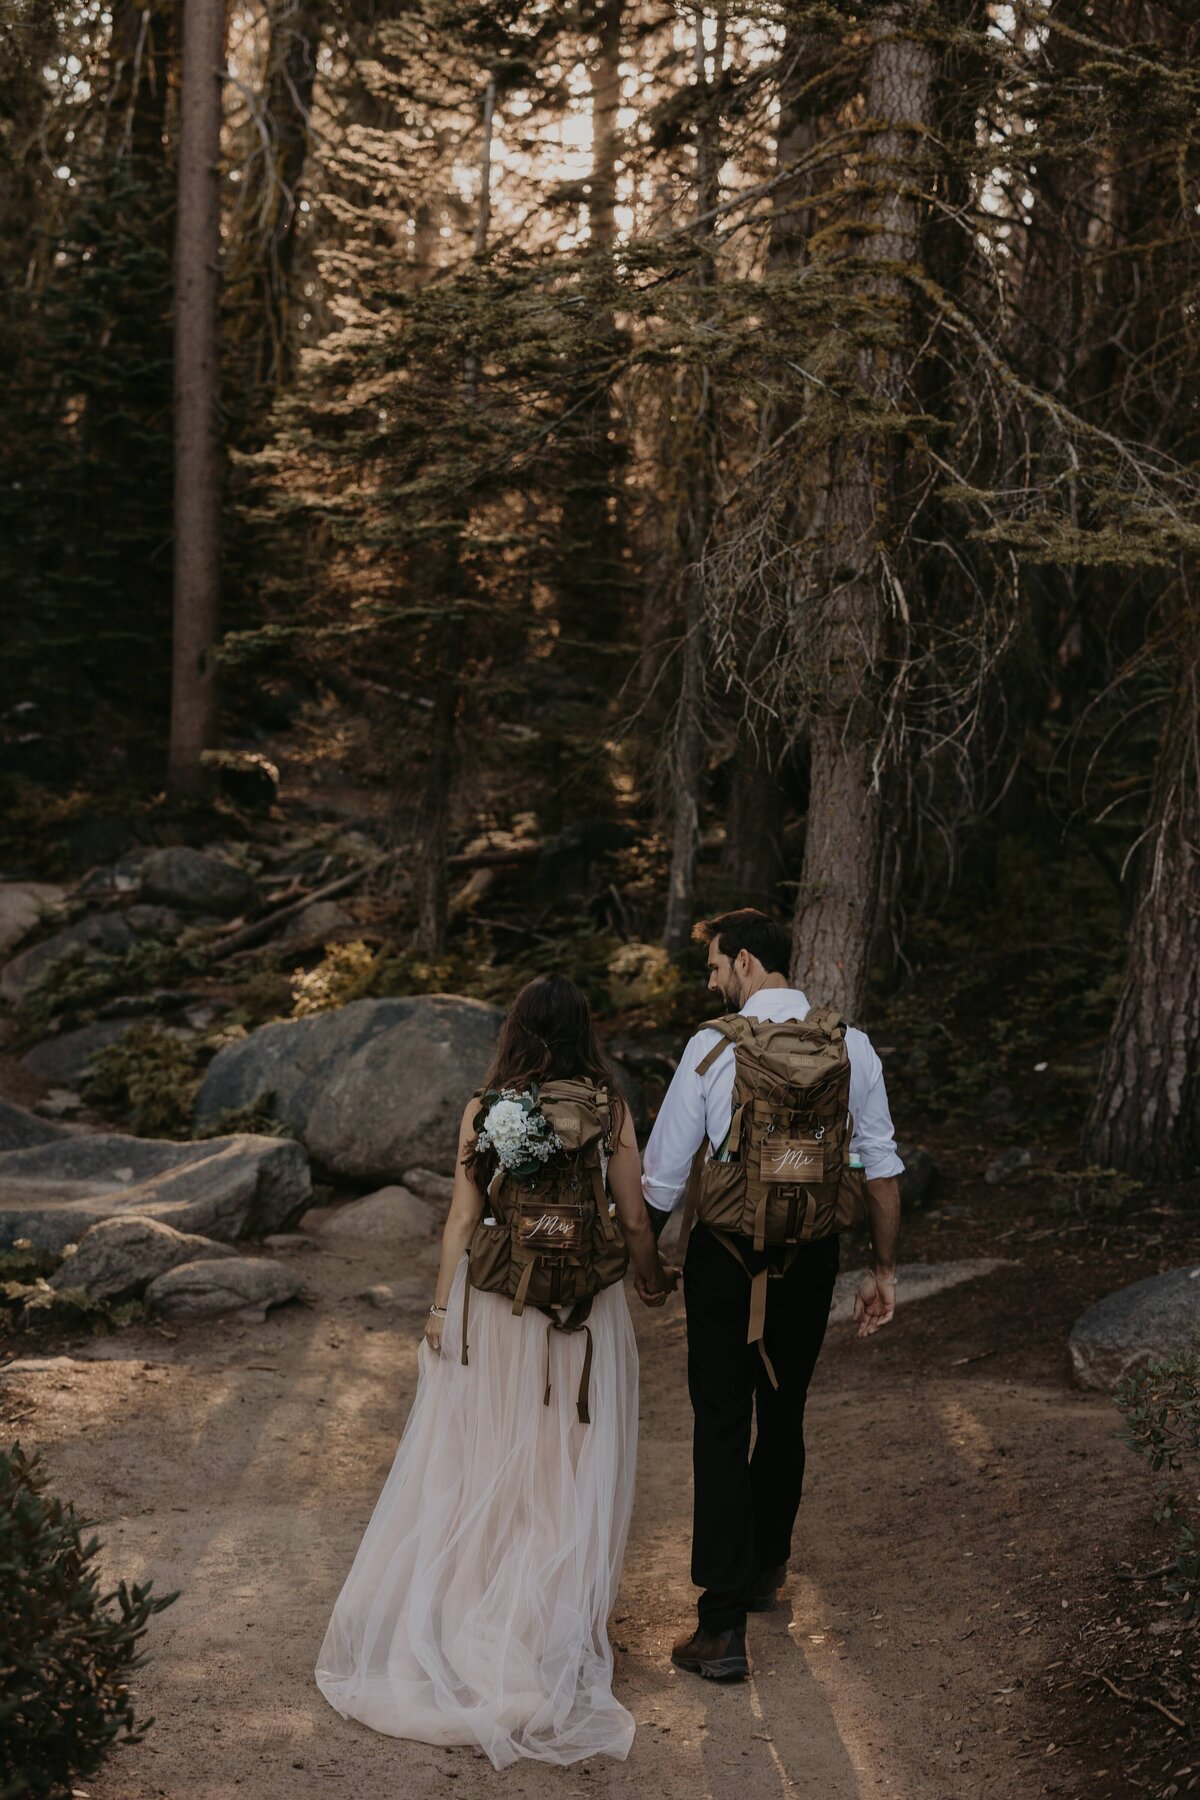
[0,1444,177,1798]
[1118,1344,1200,1613]
[81,1022,204,1139]
[19,939,209,1035]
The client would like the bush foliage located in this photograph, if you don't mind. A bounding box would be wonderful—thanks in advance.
[0,1444,177,1798]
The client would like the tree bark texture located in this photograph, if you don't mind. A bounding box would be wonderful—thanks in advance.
[663,5,723,959]
[411,77,495,958]
[789,9,935,1018]
[252,0,322,392]
[168,0,226,800]
[552,0,626,686]
[1082,659,1200,1178]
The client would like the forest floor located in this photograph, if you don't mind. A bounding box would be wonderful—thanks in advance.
[5,1147,1198,1800]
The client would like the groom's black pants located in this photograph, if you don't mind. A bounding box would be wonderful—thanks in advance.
[684,1221,840,1635]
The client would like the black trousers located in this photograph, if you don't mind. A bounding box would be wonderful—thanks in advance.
[684,1221,840,1634]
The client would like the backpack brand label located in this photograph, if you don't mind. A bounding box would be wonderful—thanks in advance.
[760,1137,828,1185]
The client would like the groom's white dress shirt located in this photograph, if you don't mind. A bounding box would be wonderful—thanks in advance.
[641,986,905,1217]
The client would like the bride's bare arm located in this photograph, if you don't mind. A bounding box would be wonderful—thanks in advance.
[607,1102,671,1302]
[426,1101,485,1351]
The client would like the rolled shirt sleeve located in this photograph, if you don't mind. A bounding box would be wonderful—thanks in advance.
[845,1028,905,1181]
[640,1027,720,1214]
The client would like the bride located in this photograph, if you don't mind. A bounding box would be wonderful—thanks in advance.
[315,974,673,1769]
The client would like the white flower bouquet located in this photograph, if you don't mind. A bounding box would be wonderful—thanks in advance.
[475,1087,564,1179]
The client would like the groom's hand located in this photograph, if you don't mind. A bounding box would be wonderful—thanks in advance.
[853,1271,896,1339]
[634,1266,679,1307]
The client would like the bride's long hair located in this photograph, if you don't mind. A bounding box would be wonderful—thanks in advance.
[465,975,625,1171]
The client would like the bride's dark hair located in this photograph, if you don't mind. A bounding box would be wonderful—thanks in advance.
[465,975,625,1170]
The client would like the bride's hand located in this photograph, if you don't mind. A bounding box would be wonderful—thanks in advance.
[424,1309,445,1353]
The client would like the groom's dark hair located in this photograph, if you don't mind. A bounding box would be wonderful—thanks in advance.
[691,908,791,975]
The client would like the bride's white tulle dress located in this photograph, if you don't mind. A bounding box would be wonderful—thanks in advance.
[315,1254,639,1769]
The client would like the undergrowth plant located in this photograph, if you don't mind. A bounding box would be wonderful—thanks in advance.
[0,1444,177,1798]
[1118,1343,1200,1617]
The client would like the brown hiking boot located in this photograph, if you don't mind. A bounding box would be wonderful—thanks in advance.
[747,1563,788,1613]
[670,1625,750,1682]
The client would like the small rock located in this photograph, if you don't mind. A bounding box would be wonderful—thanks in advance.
[0,1098,80,1152]
[20,1020,135,1085]
[0,1355,77,1377]
[896,1145,939,1208]
[34,1089,84,1118]
[0,882,66,959]
[1,911,135,1006]
[203,751,280,812]
[984,1147,1041,1185]
[314,1186,440,1242]
[145,1255,300,1322]
[124,903,182,937]
[1070,1267,1200,1392]
[50,1215,238,1302]
[119,846,261,918]
[402,1167,454,1206]
[359,1284,399,1309]
[277,901,353,953]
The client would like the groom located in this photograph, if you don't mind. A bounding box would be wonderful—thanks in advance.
[640,908,903,1680]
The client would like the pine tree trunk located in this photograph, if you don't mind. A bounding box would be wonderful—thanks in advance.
[1082,664,1200,1177]
[662,4,723,958]
[414,606,465,960]
[167,0,226,801]
[788,10,935,1018]
[663,473,709,958]
[721,734,786,909]
[411,76,495,958]
[253,0,321,392]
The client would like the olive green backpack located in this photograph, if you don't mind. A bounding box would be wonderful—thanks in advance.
[462,1078,628,1423]
[676,1007,868,1385]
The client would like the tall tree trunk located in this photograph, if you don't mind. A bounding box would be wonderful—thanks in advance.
[719,21,831,915]
[721,743,786,907]
[789,9,935,1017]
[1082,653,1200,1176]
[663,4,723,958]
[252,0,322,393]
[412,76,495,958]
[105,0,172,176]
[543,0,625,824]
[168,0,226,800]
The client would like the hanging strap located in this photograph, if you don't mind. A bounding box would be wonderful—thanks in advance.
[512,1256,536,1316]
[542,1298,596,1424]
[591,1160,621,1240]
[706,1227,800,1391]
[674,1140,709,1267]
[461,1273,471,1366]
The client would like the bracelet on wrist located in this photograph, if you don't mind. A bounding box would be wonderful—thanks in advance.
[429,1304,447,1316]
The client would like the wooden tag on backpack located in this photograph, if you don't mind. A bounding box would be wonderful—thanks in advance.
[517,1202,585,1252]
[760,1135,828,1185]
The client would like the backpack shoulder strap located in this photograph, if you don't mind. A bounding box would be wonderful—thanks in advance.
[694,1014,752,1077]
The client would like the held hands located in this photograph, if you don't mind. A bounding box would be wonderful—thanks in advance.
[853,1271,896,1339]
[635,1263,681,1308]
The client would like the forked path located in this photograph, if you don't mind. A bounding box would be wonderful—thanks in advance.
[8,1228,1146,1800]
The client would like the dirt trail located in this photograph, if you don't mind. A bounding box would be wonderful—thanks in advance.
[4,1228,1151,1800]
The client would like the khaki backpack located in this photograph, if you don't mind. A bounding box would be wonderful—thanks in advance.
[675,1007,868,1386]
[463,1078,628,1423]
